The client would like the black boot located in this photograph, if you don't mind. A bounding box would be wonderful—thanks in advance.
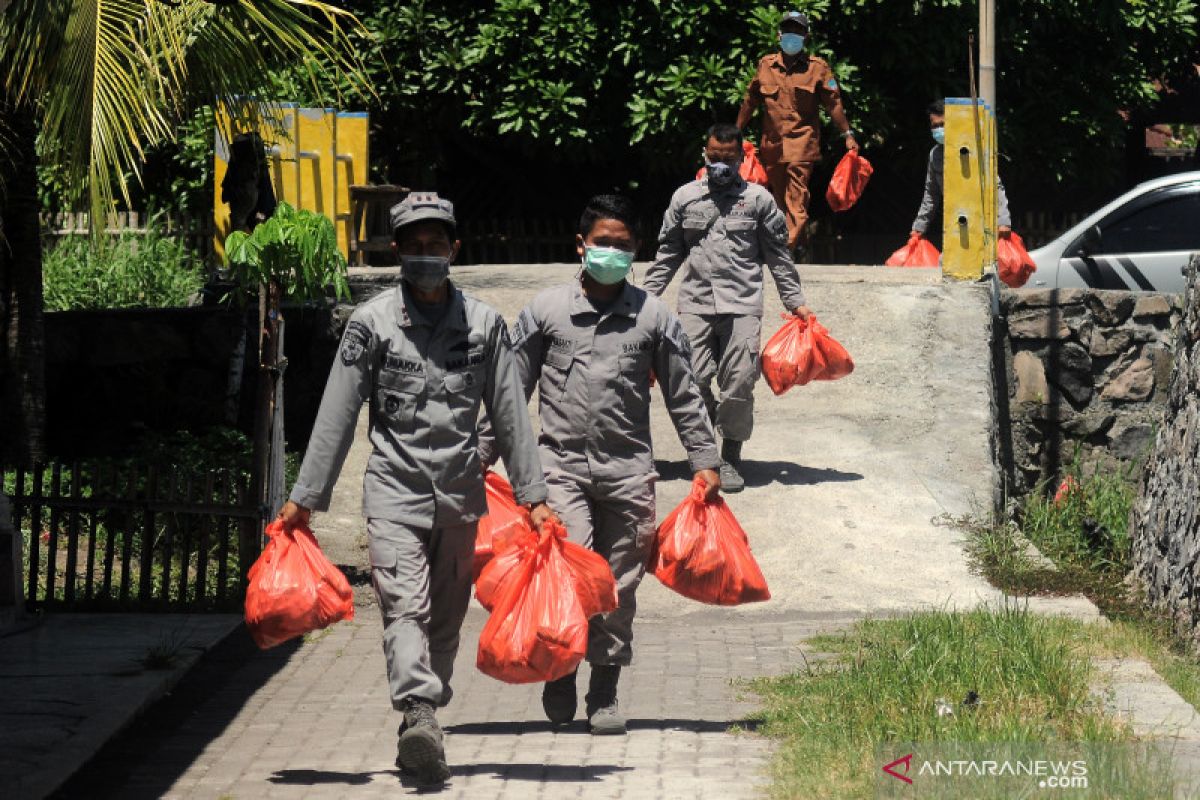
[541,669,578,725]
[585,664,626,735]
[396,697,450,786]
[720,439,745,493]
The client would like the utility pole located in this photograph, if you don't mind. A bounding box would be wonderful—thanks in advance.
[979,0,997,110]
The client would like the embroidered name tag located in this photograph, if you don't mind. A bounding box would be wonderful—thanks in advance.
[384,352,424,374]
[622,340,653,354]
[447,351,486,371]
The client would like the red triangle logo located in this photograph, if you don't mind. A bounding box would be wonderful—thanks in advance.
[883,753,914,784]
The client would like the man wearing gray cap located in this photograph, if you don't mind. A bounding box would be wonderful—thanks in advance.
[278,192,555,786]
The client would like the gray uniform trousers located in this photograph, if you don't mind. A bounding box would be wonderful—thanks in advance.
[545,470,657,666]
[367,519,476,709]
[679,313,763,443]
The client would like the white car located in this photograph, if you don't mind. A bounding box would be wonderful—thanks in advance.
[1028,171,1200,293]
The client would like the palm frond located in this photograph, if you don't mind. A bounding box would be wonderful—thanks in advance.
[0,0,372,228]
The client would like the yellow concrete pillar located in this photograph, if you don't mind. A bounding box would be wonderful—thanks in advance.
[941,98,999,280]
[214,102,369,261]
[334,112,370,260]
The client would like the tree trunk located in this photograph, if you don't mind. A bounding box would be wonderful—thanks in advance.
[1130,254,1200,644]
[0,100,46,467]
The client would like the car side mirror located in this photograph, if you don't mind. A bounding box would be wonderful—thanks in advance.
[1078,225,1101,257]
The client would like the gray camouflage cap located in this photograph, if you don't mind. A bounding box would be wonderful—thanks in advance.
[390,191,456,234]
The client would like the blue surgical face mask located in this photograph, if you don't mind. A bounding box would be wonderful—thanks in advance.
[931,127,945,145]
[780,33,805,55]
[582,245,634,285]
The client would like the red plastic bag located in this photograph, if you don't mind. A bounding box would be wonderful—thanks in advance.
[476,521,614,684]
[695,140,769,187]
[473,471,530,579]
[649,477,770,606]
[476,519,617,617]
[245,520,355,649]
[997,232,1036,288]
[760,314,855,396]
[886,233,941,268]
[825,150,873,212]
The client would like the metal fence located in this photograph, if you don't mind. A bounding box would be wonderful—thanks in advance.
[41,211,214,260]
[8,461,260,612]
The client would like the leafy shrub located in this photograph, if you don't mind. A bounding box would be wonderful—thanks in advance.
[225,202,349,302]
[42,218,204,310]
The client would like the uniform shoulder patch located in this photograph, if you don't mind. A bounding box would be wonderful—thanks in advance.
[826,78,838,90]
[340,320,372,366]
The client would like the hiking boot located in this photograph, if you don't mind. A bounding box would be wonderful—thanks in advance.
[542,669,578,726]
[395,698,450,786]
[586,665,626,735]
[720,440,745,493]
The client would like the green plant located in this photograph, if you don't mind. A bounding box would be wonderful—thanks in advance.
[225,202,350,302]
[1022,463,1137,575]
[41,218,205,310]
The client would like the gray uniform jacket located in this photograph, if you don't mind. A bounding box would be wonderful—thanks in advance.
[643,176,806,317]
[912,143,1012,234]
[289,283,548,528]
[479,282,720,479]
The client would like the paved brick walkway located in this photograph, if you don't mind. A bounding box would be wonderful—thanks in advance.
[60,605,846,799]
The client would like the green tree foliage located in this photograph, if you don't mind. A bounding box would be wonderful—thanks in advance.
[284,0,1196,219]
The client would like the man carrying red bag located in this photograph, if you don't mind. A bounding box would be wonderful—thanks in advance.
[645,123,813,493]
[278,193,555,786]
[910,100,1012,246]
[480,195,721,735]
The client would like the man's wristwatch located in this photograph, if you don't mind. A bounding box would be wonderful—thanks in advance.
[840,129,856,139]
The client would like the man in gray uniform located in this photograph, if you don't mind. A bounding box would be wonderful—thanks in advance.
[644,122,812,493]
[278,192,554,786]
[910,100,1011,242]
[479,194,721,734]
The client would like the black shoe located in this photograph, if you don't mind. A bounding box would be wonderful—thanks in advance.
[542,670,578,726]
[396,698,450,786]
[585,665,627,735]
[720,440,745,493]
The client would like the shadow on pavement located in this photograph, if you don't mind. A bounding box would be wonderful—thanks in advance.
[455,762,632,782]
[445,717,758,736]
[50,626,301,799]
[270,768,390,785]
[655,458,863,487]
[740,461,863,488]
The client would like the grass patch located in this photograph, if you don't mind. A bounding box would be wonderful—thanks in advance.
[753,606,1174,798]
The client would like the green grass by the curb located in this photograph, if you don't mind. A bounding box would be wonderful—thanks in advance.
[750,606,1174,799]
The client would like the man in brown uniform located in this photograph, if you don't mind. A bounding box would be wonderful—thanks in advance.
[736,10,858,255]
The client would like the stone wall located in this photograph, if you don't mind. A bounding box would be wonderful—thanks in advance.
[1130,255,1200,646]
[995,286,1182,501]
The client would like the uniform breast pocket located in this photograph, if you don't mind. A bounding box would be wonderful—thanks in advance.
[618,354,652,423]
[682,212,715,246]
[792,83,818,116]
[376,369,424,429]
[541,349,573,401]
[443,367,486,425]
[725,217,758,257]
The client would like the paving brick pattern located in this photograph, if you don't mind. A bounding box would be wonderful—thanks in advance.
[87,608,844,800]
